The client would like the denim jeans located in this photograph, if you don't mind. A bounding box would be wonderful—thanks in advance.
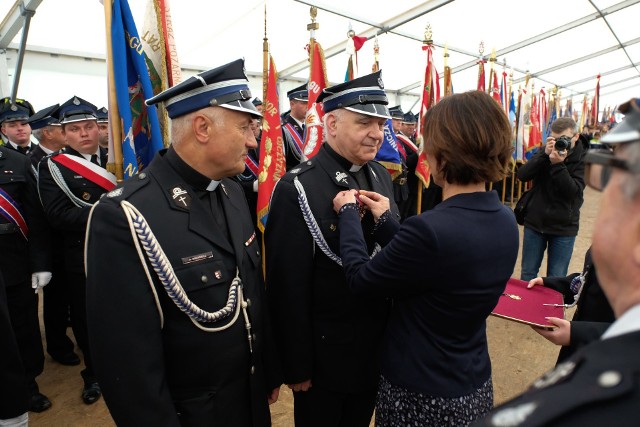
[520,227,576,281]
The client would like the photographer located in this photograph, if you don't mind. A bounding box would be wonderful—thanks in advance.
[517,117,589,281]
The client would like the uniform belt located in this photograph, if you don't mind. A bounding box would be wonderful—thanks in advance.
[0,223,19,234]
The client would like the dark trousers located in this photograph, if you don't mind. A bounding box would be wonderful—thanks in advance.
[43,263,75,358]
[293,386,376,427]
[5,280,44,385]
[67,271,95,380]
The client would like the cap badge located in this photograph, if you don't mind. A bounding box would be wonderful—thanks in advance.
[73,97,80,105]
[335,171,348,184]
[82,192,91,201]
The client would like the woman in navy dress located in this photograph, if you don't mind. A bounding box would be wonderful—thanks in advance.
[333,91,519,426]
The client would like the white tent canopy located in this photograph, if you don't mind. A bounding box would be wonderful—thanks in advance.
[1,0,639,117]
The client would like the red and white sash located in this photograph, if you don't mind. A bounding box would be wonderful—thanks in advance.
[284,123,304,155]
[396,133,419,154]
[244,154,259,178]
[52,154,117,191]
[0,188,28,240]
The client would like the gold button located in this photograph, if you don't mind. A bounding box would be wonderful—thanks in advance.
[201,275,208,283]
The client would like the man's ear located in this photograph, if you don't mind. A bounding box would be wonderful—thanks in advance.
[192,113,211,144]
[325,113,338,137]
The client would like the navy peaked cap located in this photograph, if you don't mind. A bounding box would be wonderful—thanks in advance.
[145,58,260,119]
[56,96,98,124]
[26,104,60,130]
[287,83,308,101]
[0,97,35,124]
[317,70,390,119]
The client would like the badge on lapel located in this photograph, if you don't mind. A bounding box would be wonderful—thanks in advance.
[169,186,191,209]
[82,192,91,201]
[335,171,348,185]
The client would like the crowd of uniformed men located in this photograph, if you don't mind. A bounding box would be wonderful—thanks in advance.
[1,57,639,427]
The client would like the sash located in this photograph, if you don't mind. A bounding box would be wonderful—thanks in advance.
[396,133,419,154]
[284,123,304,155]
[52,154,117,191]
[244,154,259,179]
[0,188,28,240]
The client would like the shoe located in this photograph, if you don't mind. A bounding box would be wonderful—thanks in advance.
[51,352,81,366]
[82,381,101,405]
[29,392,52,412]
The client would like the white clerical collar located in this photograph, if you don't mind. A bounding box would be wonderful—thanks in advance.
[206,180,221,191]
[349,164,364,172]
[601,304,640,340]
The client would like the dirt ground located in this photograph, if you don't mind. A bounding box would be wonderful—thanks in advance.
[28,188,602,427]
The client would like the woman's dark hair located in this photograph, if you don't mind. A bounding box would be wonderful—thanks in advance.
[422,91,513,185]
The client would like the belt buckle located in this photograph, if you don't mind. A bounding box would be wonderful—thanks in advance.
[398,178,407,185]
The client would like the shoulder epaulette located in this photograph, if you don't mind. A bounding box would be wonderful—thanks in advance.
[283,159,315,181]
[103,171,150,201]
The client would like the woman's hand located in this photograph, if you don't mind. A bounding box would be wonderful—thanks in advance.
[358,190,390,220]
[333,189,358,213]
[532,317,571,346]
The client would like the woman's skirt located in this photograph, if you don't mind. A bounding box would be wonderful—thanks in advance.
[375,374,493,426]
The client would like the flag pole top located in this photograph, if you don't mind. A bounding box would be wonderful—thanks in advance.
[307,6,319,32]
[422,23,433,46]
[478,41,485,57]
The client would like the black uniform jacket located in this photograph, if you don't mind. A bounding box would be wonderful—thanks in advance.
[474,330,640,427]
[36,146,108,274]
[86,148,280,427]
[543,248,615,362]
[282,114,304,170]
[265,144,399,392]
[516,135,589,236]
[0,146,49,286]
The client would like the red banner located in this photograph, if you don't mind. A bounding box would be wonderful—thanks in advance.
[302,40,328,160]
[257,55,286,233]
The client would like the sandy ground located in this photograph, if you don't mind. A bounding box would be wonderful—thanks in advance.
[28,188,602,427]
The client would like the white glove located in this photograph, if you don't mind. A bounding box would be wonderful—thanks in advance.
[31,272,52,292]
[252,180,258,192]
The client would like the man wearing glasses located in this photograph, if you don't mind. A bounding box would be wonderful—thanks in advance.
[474,99,640,427]
[517,117,590,281]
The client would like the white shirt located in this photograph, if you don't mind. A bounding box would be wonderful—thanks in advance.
[81,151,101,166]
[601,304,640,340]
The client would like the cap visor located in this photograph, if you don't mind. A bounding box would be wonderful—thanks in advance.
[345,104,390,120]
[221,99,262,118]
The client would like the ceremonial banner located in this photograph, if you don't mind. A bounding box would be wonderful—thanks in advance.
[500,70,508,114]
[141,0,182,144]
[257,55,286,233]
[579,94,589,132]
[416,43,440,189]
[544,92,556,141]
[108,0,164,179]
[374,119,403,180]
[344,34,366,82]
[590,74,600,125]
[302,40,328,160]
[476,59,486,92]
[490,71,501,104]
[527,90,541,160]
[515,84,531,162]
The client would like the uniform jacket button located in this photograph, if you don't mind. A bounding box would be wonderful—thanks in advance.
[201,275,208,283]
[250,366,255,375]
[598,370,622,388]
[246,298,252,307]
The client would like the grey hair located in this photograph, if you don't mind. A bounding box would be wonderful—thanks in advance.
[171,107,225,145]
[322,109,344,141]
[32,128,45,141]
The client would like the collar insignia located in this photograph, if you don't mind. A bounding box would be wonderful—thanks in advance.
[107,188,123,198]
[335,171,348,184]
[490,402,537,427]
[169,186,191,209]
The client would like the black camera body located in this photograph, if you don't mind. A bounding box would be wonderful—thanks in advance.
[554,135,572,151]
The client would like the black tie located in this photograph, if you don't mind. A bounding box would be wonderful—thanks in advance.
[90,154,100,166]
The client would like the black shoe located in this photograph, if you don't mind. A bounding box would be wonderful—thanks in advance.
[29,392,52,413]
[51,352,81,366]
[82,381,101,405]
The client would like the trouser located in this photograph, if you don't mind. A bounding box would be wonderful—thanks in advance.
[67,271,95,380]
[5,281,44,383]
[520,227,577,281]
[293,385,376,427]
[43,263,75,358]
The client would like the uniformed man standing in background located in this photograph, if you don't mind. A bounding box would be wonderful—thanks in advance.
[37,96,113,405]
[282,82,308,170]
[0,98,36,155]
[85,59,281,427]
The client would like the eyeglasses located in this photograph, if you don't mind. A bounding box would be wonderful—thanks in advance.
[584,149,640,191]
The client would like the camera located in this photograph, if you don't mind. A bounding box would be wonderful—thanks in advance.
[554,135,572,151]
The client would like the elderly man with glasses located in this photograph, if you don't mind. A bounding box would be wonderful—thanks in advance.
[474,98,640,427]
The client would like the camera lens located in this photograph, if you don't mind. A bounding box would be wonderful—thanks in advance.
[554,136,571,151]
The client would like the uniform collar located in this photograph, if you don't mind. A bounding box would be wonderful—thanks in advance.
[165,145,219,192]
[601,304,640,340]
[324,143,365,173]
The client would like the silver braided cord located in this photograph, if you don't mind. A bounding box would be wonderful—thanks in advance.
[293,177,381,266]
[47,158,93,208]
[120,201,248,333]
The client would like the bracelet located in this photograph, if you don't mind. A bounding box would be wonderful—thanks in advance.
[338,203,360,216]
[373,210,391,233]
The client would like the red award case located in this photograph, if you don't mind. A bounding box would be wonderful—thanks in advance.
[491,278,565,329]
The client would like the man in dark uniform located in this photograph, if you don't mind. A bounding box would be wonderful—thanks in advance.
[96,107,109,149]
[266,71,399,427]
[27,104,66,166]
[0,98,36,155]
[385,106,409,218]
[282,82,308,170]
[37,96,114,405]
[28,105,80,367]
[85,59,281,427]
[235,99,262,232]
[474,98,640,427]
[394,110,420,220]
[0,106,52,412]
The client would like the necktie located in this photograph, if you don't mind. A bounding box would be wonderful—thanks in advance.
[90,154,100,166]
[18,146,29,155]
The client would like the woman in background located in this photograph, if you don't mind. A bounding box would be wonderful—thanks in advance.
[333,91,519,426]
